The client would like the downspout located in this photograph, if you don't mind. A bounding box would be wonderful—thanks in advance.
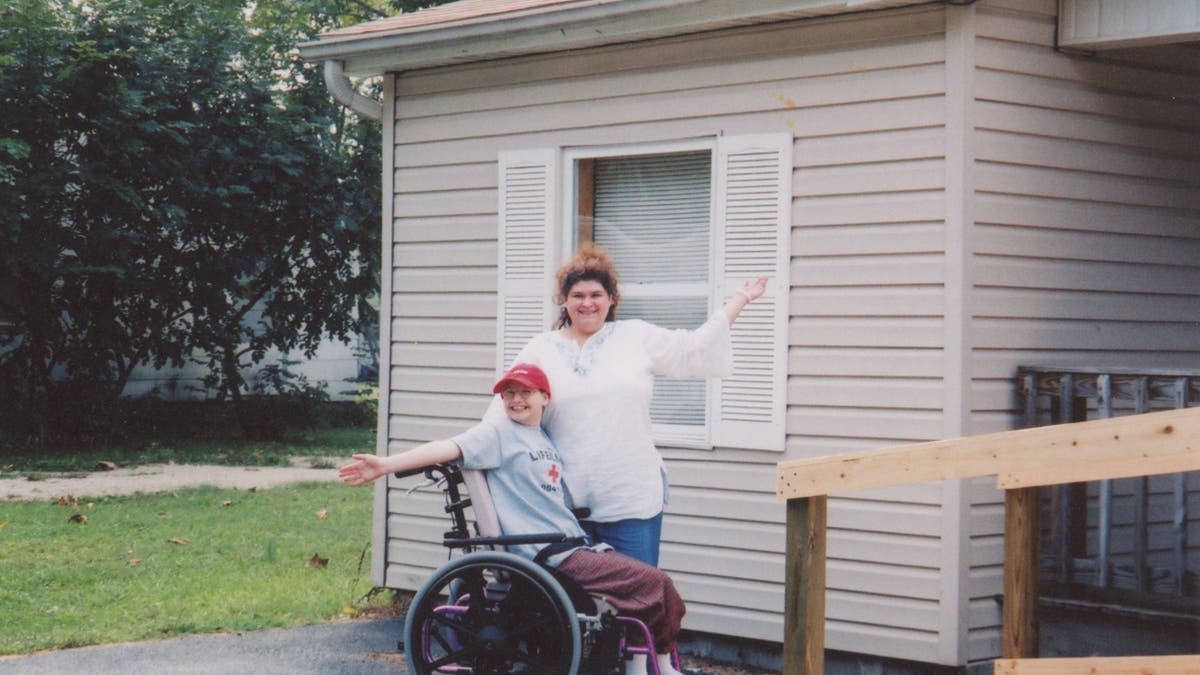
[323,59,382,121]
[323,55,387,585]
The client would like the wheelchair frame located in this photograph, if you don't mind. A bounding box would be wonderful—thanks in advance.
[395,463,667,675]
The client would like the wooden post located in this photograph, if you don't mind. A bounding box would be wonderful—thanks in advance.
[1003,487,1040,658]
[783,495,826,675]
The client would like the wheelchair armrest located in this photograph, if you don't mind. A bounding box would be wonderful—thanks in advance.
[443,532,570,549]
[393,462,458,481]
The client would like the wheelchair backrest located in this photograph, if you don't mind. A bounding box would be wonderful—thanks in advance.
[461,468,502,539]
[406,463,575,555]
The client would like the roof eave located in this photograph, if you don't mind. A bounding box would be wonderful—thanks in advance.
[298,0,933,77]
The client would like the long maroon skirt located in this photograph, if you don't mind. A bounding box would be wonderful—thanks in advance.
[555,548,685,653]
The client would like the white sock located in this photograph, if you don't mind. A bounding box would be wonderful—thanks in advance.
[624,653,648,675]
[657,652,684,675]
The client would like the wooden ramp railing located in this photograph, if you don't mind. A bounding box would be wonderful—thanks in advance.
[775,406,1200,674]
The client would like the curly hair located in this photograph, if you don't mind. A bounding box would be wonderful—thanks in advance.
[553,243,620,329]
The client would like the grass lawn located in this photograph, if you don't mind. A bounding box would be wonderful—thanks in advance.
[0,482,390,656]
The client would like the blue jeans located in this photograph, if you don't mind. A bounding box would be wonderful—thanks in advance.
[580,512,664,567]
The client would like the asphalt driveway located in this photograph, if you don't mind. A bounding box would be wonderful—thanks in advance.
[0,617,407,674]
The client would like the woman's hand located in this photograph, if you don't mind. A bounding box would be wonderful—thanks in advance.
[737,276,767,303]
[724,276,768,324]
[338,454,386,487]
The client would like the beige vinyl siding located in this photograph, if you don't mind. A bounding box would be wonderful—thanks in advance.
[379,4,962,661]
[781,8,959,663]
[965,0,1200,661]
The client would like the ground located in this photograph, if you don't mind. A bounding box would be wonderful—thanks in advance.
[0,461,778,674]
[0,458,341,501]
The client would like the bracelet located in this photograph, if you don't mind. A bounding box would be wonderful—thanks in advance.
[736,288,753,302]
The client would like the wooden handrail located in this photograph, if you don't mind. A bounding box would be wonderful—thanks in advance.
[778,407,1200,499]
[775,406,1200,674]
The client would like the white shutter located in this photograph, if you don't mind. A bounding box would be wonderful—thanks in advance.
[711,133,792,452]
[496,149,558,373]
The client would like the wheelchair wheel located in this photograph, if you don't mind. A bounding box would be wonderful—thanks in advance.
[404,551,581,675]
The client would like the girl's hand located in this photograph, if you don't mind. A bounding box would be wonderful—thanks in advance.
[338,454,385,487]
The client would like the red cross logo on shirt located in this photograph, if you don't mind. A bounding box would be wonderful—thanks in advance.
[547,463,560,484]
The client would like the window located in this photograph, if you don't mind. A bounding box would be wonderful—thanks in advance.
[575,147,713,444]
[496,133,791,451]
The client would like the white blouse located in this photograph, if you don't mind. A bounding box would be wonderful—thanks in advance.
[491,313,733,522]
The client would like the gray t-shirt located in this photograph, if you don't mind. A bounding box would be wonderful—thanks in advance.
[452,418,587,563]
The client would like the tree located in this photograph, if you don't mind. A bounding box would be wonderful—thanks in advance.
[0,0,456,442]
[0,0,204,438]
[154,0,383,405]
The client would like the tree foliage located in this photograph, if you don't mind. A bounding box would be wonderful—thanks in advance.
[0,0,451,442]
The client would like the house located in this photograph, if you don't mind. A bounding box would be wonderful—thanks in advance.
[120,334,371,401]
[122,298,379,401]
[299,0,1200,670]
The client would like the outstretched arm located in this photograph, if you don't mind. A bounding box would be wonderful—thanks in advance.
[338,439,463,487]
[722,276,768,325]
[642,276,770,379]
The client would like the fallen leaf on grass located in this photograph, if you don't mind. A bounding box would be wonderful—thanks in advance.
[0,521,9,530]
[57,495,80,507]
[95,461,118,471]
[315,509,328,520]
[167,537,190,545]
[68,513,88,524]
[128,558,142,567]
[306,554,329,569]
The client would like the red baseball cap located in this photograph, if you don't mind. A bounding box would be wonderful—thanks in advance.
[493,363,551,397]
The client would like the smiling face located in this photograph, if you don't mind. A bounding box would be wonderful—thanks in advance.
[499,386,549,427]
[564,280,614,338]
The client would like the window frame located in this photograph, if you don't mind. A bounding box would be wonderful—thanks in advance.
[497,132,791,453]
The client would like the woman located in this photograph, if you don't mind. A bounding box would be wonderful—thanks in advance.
[496,244,765,565]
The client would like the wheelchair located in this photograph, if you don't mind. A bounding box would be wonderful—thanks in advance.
[394,463,676,675]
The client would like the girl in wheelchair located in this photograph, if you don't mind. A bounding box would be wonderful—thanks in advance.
[340,363,687,675]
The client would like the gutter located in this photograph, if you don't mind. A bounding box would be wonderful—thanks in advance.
[323,60,382,121]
